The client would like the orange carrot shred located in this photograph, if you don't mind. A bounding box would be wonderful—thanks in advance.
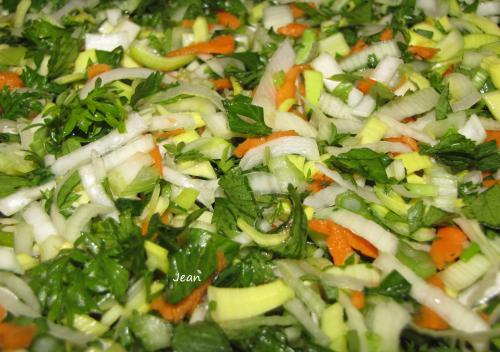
[166,35,235,57]
[149,146,164,177]
[289,4,305,18]
[414,275,449,330]
[0,323,37,350]
[486,130,500,148]
[380,28,393,41]
[87,63,112,80]
[277,23,309,38]
[430,227,468,270]
[0,71,24,90]
[275,64,309,108]
[212,77,232,90]
[408,46,439,60]
[351,291,365,310]
[357,78,377,94]
[348,233,378,259]
[309,172,334,193]
[234,130,298,158]
[141,219,149,236]
[216,11,241,29]
[350,40,368,54]
[385,136,419,152]
[153,128,185,140]
[160,212,170,225]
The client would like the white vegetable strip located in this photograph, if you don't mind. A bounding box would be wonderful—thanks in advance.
[156,83,224,111]
[304,184,346,209]
[0,272,40,313]
[102,135,155,171]
[338,292,369,352]
[352,95,376,118]
[240,136,320,171]
[51,113,148,176]
[22,202,58,244]
[0,247,23,274]
[458,269,500,307]
[65,204,114,243]
[318,93,355,120]
[263,5,293,30]
[326,141,412,156]
[78,164,118,219]
[315,164,380,204]
[477,1,500,16]
[440,254,491,292]
[85,32,130,51]
[380,115,436,144]
[14,222,33,255]
[149,113,197,132]
[454,218,500,265]
[340,40,400,72]
[0,287,39,317]
[374,253,490,334]
[162,166,219,209]
[377,87,440,121]
[371,56,403,84]
[253,40,295,126]
[458,114,486,144]
[480,117,500,131]
[327,209,399,254]
[273,112,318,138]
[0,181,56,216]
[310,53,343,78]
[247,172,283,195]
[80,68,174,99]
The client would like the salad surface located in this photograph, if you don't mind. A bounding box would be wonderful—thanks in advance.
[0,0,500,351]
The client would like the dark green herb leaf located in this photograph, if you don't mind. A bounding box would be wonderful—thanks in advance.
[328,148,392,183]
[131,72,165,107]
[366,270,411,302]
[464,184,500,229]
[224,95,271,136]
[173,321,231,352]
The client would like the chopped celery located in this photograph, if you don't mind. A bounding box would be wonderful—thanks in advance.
[358,117,388,144]
[321,303,348,352]
[440,254,491,291]
[236,218,289,246]
[395,152,433,174]
[296,29,317,64]
[483,90,500,121]
[431,30,464,62]
[374,185,410,217]
[193,17,209,43]
[0,46,26,66]
[174,188,199,210]
[396,242,436,278]
[145,240,169,273]
[129,312,172,351]
[487,61,500,89]
[129,43,195,71]
[304,70,324,108]
[171,130,200,144]
[74,49,97,74]
[406,174,426,184]
[459,242,480,261]
[73,314,109,336]
[405,183,438,197]
[464,34,499,50]
[208,279,295,321]
[319,33,350,57]
[408,31,437,48]
[463,13,500,37]
[177,160,217,179]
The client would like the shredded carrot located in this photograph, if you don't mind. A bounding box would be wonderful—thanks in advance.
[443,65,455,77]
[486,130,500,148]
[0,71,24,90]
[234,130,298,158]
[277,23,309,38]
[212,77,232,90]
[166,35,235,57]
[414,275,449,330]
[153,128,185,140]
[351,290,365,310]
[216,11,240,29]
[141,219,149,236]
[350,39,368,54]
[385,136,419,152]
[149,146,164,176]
[482,171,499,188]
[309,172,334,193]
[151,280,211,323]
[289,4,305,18]
[152,251,227,324]
[479,311,490,323]
[379,28,393,41]
[181,19,216,30]
[408,46,439,60]
[87,63,112,80]
[0,305,5,322]
[430,227,468,270]
[161,212,170,225]
[0,323,37,350]
[402,117,416,124]
[357,78,377,94]
[308,219,378,265]
[275,64,309,108]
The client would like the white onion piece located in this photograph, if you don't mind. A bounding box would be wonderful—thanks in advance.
[479,117,500,131]
[85,32,130,51]
[352,95,376,118]
[327,209,399,254]
[326,141,412,156]
[318,93,355,120]
[377,87,440,121]
[51,113,148,176]
[458,114,486,144]
[205,57,244,77]
[304,184,346,209]
[14,222,33,255]
[52,0,97,20]
[156,83,224,111]
[440,254,491,292]
[340,41,400,72]
[454,217,500,266]
[331,118,363,134]
[162,166,219,209]
[102,134,155,171]
[477,1,500,16]
[48,322,95,346]
[78,164,118,219]
[380,115,436,145]
[112,19,140,44]
[203,112,233,139]
[240,136,320,171]
[22,202,58,244]
[458,269,500,307]
[338,292,369,352]
[0,271,40,313]
[149,113,196,132]
[247,172,283,195]
[263,5,293,30]
[0,247,23,274]
[371,56,403,85]
[253,40,295,126]
[416,0,448,17]
[310,53,343,79]
[105,8,122,26]
[374,253,490,334]
[273,112,318,138]
[65,204,114,243]
[80,68,174,99]
[347,88,364,107]
[315,164,380,204]
[0,287,39,317]
[0,181,56,216]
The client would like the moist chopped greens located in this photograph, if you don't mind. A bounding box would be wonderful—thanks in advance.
[0,0,498,351]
